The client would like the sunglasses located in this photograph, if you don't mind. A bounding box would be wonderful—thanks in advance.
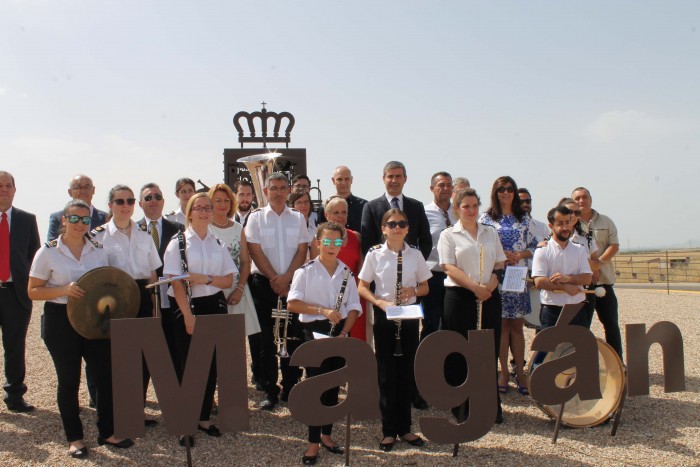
[143,194,163,202]
[384,220,408,229]
[571,209,581,216]
[520,198,532,204]
[496,186,515,193]
[321,238,344,247]
[112,198,136,206]
[64,215,91,225]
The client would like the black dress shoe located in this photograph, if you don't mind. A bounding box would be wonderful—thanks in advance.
[412,397,429,410]
[69,446,88,459]
[6,399,34,413]
[379,439,395,452]
[97,437,134,449]
[401,434,425,447]
[302,453,318,465]
[197,424,222,437]
[179,435,195,447]
[145,419,158,427]
[321,441,344,454]
[259,397,277,411]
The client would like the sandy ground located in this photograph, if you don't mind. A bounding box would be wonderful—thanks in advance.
[0,288,698,466]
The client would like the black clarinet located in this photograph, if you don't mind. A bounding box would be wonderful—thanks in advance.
[393,250,403,357]
[329,268,351,337]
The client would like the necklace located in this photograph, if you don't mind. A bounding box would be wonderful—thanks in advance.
[116,221,131,233]
[212,219,230,228]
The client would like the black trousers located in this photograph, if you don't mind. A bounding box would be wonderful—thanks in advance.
[249,274,303,400]
[42,302,114,442]
[420,271,446,340]
[0,286,31,404]
[373,305,419,438]
[302,320,345,443]
[540,303,589,329]
[443,287,503,416]
[172,291,227,422]
[593,284,623,358]
[160,301,183,383]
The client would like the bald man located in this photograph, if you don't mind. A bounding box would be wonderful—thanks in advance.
[47,174,108,241]
[317,166,367,232]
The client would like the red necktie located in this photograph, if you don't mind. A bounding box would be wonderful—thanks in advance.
[0,212,9,282]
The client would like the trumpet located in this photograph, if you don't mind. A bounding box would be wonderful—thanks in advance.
[271,297,297,358]
[393,250,403,357]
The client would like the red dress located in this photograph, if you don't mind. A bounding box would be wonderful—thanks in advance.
[337,229,366,341]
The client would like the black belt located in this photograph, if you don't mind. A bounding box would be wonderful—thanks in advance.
[303,318,346,338]
[0,282,14,289]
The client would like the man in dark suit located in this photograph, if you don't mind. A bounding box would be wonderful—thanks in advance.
[47,174,108,241]
[0,171,40,412]
[316,166,367,232]
[361,161,432,258]
[137,183,184,381]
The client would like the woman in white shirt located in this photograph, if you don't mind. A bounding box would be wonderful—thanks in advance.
[288,222,361,465]
[358,208,431,452]
[28,200,134,458]
[438,188,506,424]
[163,192,237,446]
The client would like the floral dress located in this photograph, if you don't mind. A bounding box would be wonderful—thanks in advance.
[479,213,537,319]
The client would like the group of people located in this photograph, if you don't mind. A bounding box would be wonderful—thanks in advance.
[0,163,622,464]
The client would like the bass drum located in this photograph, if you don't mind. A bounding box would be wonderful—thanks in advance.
[528,338,625,428]
[524,286,542,330]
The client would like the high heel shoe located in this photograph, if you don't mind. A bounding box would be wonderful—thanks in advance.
[515,375,529,396]
[69,446,88,459]
[97,437,134,449]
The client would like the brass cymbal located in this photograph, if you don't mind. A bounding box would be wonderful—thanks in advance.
[67,266,140,339]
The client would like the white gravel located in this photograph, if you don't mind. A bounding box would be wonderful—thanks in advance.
[1,288,698,466]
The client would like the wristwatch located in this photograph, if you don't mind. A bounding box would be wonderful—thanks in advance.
[206,275,213,285]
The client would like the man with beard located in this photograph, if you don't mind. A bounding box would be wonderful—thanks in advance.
[233,180,255,227]
[532,205,592,328]
[518,188,550,243]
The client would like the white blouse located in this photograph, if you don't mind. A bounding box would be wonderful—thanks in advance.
[438,222,506,287]
[93,220,161,280]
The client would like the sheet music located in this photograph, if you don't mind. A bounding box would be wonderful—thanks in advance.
[312,332,331,340]
[386,304,424,319]
[502,266,528,293]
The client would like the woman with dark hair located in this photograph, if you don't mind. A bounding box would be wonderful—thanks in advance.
[163,192,237,446]
[165,178,196,225]
[358,208,431,452]
[479,176,537,396]
[287,222,362,465]
[287,190,318,259]
[28,200,134,458]
[439,188,505,423]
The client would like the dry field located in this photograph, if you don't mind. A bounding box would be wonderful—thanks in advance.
[1,288,698,466]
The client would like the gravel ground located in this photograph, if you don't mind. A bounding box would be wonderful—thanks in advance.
[1,288,698,466]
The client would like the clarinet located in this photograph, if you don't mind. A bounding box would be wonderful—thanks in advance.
[329,268,351,337]
[393,250,404,357]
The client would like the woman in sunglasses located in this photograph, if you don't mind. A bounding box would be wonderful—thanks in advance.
[91,184,161,425]
[163,192,237,446]
[28,200,134,458]
[357,209,431,452]
[287,222,361,465]
[479,176,537,396]
[164,178,196,225]
[438,188,506,423]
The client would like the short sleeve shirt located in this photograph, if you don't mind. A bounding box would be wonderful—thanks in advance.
[425,202,458,271]
[585,210,619,285]
[438,222,506,287]
[532,240,592,306]
[288,259,363,323]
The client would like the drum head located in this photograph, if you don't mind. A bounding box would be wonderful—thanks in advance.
[67,267,140,339]
[529,338,625,428]
[525,287,542,329]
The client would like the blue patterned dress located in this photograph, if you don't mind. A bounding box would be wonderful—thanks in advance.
[479,213,537,319]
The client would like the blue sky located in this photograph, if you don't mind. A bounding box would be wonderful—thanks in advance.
[2,1,698,249]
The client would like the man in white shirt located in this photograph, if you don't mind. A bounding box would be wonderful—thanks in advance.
[423,171,457,339]
[532,205,592,328]
[245,173,309,410]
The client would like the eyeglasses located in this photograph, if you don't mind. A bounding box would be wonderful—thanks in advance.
[143,194,163,202]
[496,186,515,194]
[267,185,288,192]
[384,220,408,229]
[520,198,532,204]
[112,198,136,206]
[64,215,91,225]
[191,206,213,213]
[321,238,344,247]
[70,184,93,191]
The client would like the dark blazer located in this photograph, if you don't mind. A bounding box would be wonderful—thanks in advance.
[317,193,368,233]
[47,206,108,242]
[9,207,41,309]
[361,195,432,259]
[137,217,184,277]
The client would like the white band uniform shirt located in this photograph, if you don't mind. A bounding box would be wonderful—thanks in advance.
[288,259,362,323]
[425,202,458,271]
[29,237,109,304]
[163,228,238,298]
[437,222,506,286]
[164,208,186,226]
[358,242,432,303]
[92,220,161,280]
[532,239,592,306]
[571,230,598,258]
[244,205,310,275]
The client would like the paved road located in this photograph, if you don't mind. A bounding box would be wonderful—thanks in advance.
[616,282,700,293]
